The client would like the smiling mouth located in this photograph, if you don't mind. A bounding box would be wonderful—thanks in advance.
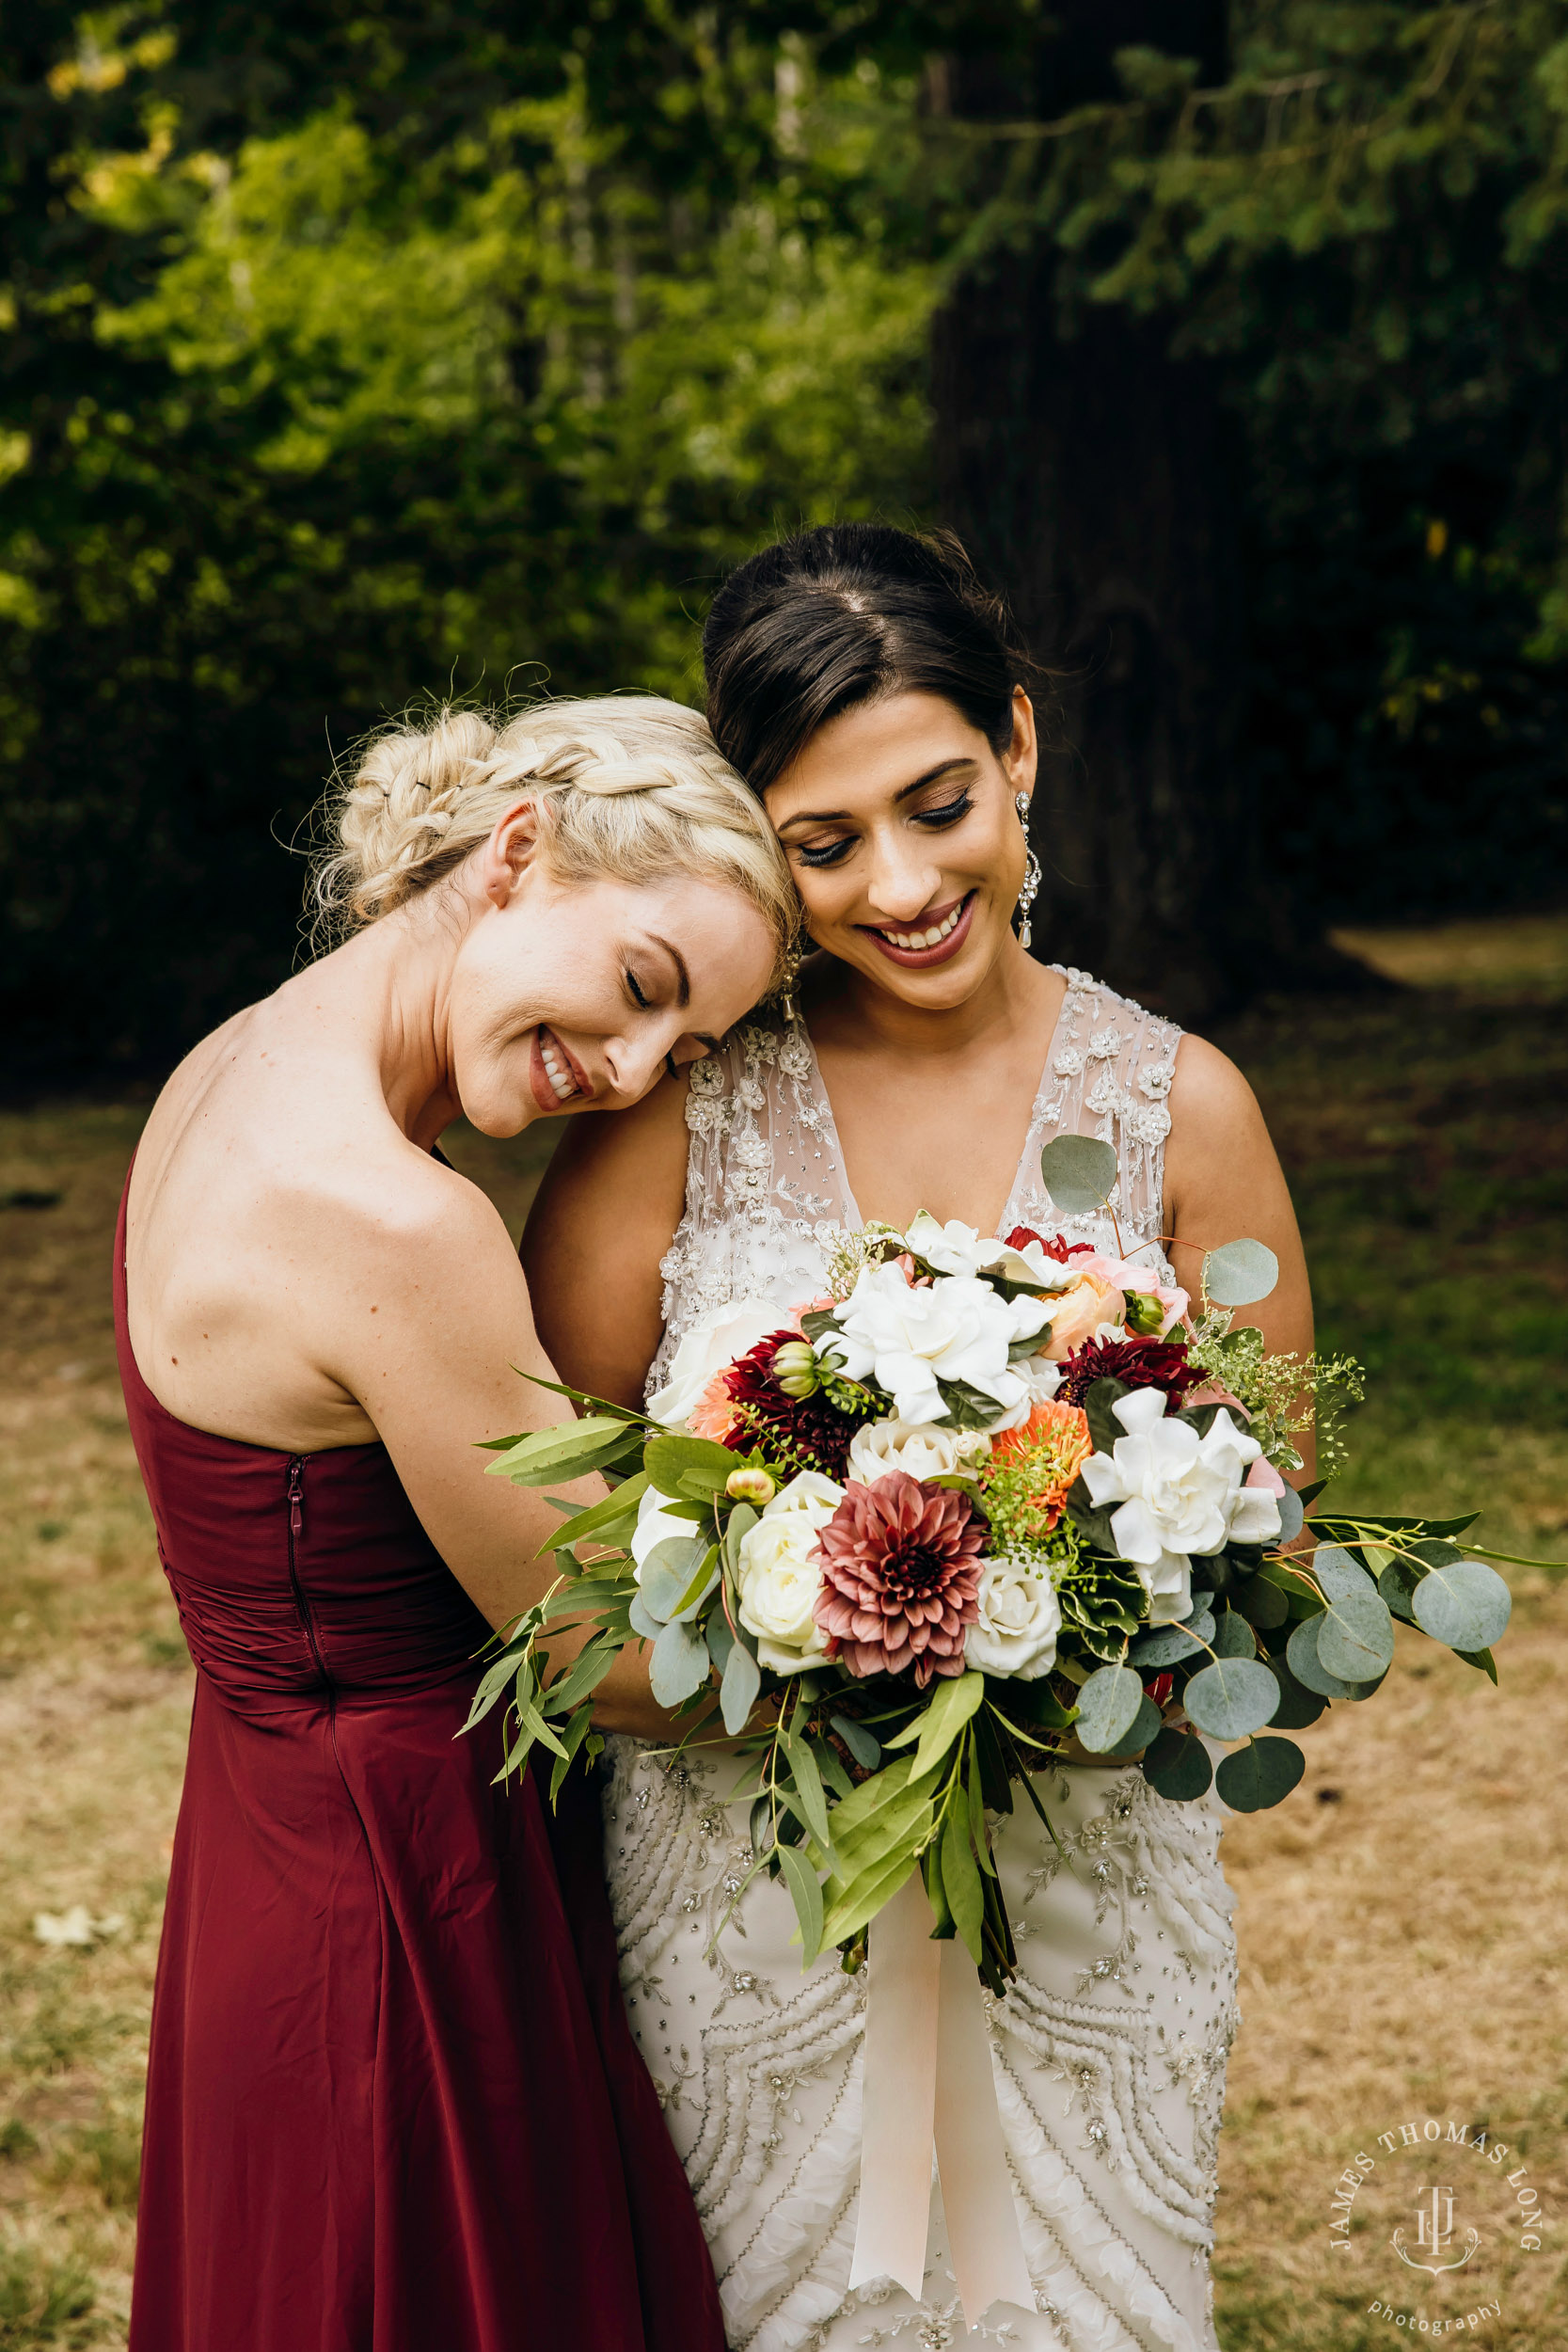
[535,1025,591,1107]
[859,891,975,966]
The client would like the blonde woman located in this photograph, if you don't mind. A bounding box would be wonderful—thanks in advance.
[117,699,794,2352]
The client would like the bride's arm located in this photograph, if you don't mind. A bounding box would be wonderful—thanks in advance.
[1162,1034,1317,1482]
[523,1072,692,1409]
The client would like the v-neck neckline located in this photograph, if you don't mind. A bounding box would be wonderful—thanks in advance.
[796,964,1075,1237]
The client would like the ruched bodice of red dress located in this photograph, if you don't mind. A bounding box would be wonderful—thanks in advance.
[115,1177,723,2352]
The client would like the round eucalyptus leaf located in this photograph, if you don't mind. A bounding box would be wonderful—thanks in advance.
[1037,1133,1118,1216]
[640,1534,710,1622]
[1203,1238,1280,1308]
[1316,1585,1396,1684]
[1378,1565,1418,1624]
[1131,1607,1216,1667]
[1181,1657,1280,1741]
[1232,1576,1289,1631]
[1285,1613,1379,1701]
[1262,1655,1328,1729]
[1215,1737,1306,1814]
[1275,1485,1306,1546]
[1310,1547,1378,1603]
[1074,1664,1147,1753]
[648,1616,712,1708]
[1101,1693,1164,1758]
[1211,1609,1258,1660]
[1142,1727,1212,1802]
[1411,1559,1513,1654]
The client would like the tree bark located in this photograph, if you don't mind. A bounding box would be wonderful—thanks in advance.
[931,4,1280,1024]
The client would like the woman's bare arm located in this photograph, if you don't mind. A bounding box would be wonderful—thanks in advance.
[523,1073,692,1409]
[1163,1035,1317,1483]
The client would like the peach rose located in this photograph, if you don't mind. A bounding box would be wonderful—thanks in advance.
[1039,1271,1126,1361]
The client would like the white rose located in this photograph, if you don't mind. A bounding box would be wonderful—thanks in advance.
[1077,1390,1279,1625]
[965,1558,1062,1679]
[821,1263,1050,1426]
[646,1297,783,1426]
[846,1418,990,1484]
[736,1470,844,1674]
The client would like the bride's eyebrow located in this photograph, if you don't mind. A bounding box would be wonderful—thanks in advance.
[775,757,976,835]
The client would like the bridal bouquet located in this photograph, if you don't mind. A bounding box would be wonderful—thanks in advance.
[471,1135,1517,1994]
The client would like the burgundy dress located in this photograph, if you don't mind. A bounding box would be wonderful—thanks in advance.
[115,1183,723,2352]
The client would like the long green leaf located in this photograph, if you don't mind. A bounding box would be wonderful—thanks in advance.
[777,1841,826,1966]
[941,1807,985,1963]
[540,1636,619,1717]
[485,1415,639,1488]
[819,1837,926,1950]
[780,1728,835,1862]
[539,1470,650,1556]
[895,1671,986,1781]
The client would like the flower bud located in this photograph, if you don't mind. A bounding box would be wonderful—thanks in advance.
[770,1340,820,1399]
[726,1466,777,1505]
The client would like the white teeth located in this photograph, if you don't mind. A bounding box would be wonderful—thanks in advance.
[540,1036,577,1100]
[883,903,962,951]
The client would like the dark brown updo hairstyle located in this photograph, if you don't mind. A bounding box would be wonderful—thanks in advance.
[702,522,1038,794]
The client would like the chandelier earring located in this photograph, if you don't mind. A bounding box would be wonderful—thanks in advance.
[774,926,807,1025]
[1013,791,1041,951]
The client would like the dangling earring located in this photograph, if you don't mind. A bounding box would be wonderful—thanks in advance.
[1014,790,1041,951]
[774,928,806,1025]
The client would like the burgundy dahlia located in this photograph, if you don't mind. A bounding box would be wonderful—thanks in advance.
[1056,1334,1205,1413]
[812,1472,988,1688]
[719,1332,872,1478]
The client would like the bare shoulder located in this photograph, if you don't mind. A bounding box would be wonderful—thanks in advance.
[1164,1032,1273,1173]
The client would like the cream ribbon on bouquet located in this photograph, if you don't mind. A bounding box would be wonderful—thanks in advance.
[849,1873,1037,2330]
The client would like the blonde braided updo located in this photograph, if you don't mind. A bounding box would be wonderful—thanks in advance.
[311,695,796,983]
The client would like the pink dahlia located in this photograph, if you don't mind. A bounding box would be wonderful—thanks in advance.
[812,1471,988,1688]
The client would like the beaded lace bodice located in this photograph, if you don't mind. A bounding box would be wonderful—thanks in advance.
[652,965,1183,1390]
[610,968,1236,2352]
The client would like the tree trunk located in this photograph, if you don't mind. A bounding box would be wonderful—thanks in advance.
[931,4,1282,1024]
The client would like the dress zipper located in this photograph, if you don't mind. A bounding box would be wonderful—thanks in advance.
[285,1457,332,1689]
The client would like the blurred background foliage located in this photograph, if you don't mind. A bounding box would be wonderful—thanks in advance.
[3,0,1568,1073]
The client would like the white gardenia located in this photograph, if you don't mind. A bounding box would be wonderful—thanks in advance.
[820,1263,1051,1426]
[645,1297,782,1426]
[1078,1389,1283,1624]
[846,1418,990,1485]
[735,1470,845,1674]
[903,1211,1076,1292]
[965,1557,1062,1680]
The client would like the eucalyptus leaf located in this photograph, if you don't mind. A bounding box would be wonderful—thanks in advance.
[1378,1566,1417,1623]
[1142,1726,1213,1801]
[1211,1609,1258,1660]
[1038,1132,1118,1215]
[1232,1575,1289,1631]
[780,1730,835,1858]
[485,1415,639,1488]
[1130,1608,1216,1666]
[627,1593,663,1643]
[705,1613,735,1672]
[1315,1584,1395,1683]
[1074,1664,1147,1753]
[776,1839,825,1966]
[830,1713,881,1771]
[648,1616,711,1708]
[940,1808,985,1963]
[1203,1237,1280,1308]
[640,1535,713,1622]
[1262,1655,1328,1729]
[1275,1485,1306,1546]
[720,1639,761,1736]
[1454,1645,1499,1684]
[1285,1613,1380,1701]
[1410,1559,1513,1653]
[1180,1658,1281,1741]
[1215,1736,1306,1813]
[1101,1692,1163,1757]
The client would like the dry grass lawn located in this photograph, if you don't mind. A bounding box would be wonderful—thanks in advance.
[0,914,1563,2347]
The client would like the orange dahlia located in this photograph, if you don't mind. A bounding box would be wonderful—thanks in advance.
[981,1399,1093,1538]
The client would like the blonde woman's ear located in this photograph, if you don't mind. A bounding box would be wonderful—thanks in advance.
[483,800,545,906]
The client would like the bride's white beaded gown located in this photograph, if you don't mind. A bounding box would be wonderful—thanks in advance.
[601,970,1239,2352]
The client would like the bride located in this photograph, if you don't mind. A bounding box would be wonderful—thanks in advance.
[527,526,1314,2352]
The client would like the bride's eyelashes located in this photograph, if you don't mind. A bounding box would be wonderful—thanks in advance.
[793,792,977,870]
[625,967,651,1009]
